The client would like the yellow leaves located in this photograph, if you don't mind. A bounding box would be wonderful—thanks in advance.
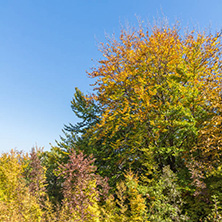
[0,150,47,221]
[101,171,148,222]
[85,23,222,179]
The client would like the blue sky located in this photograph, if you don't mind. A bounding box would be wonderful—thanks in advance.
[0,0,221,153]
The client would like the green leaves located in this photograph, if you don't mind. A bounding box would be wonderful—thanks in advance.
[2,22,221,221]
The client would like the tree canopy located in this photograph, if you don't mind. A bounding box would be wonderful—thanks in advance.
[1,22,222,221]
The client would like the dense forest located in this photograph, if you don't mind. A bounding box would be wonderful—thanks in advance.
[1,23,222,221]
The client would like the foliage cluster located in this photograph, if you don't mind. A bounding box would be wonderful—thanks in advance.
[1,22,222,221]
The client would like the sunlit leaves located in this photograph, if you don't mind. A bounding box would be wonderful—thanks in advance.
[85,24,222,186]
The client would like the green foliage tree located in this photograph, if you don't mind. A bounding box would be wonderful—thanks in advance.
[42,146,69,207]
[204,195,222,222]
[147,166,188,221]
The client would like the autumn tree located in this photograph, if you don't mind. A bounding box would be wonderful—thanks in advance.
[57,149,109,221]
[0,150,43,221]
[1,21,222,221]
[64,23,221,187]
[57,22,222,221]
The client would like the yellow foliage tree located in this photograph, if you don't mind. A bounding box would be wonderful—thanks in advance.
[0,150,43,222]
[85,24,222,189]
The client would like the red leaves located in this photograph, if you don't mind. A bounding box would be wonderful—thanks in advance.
[57,149,109,219]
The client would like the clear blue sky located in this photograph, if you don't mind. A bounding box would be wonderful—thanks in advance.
[0,0,221,153]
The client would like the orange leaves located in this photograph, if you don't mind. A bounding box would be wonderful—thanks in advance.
[84,23,222,182]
